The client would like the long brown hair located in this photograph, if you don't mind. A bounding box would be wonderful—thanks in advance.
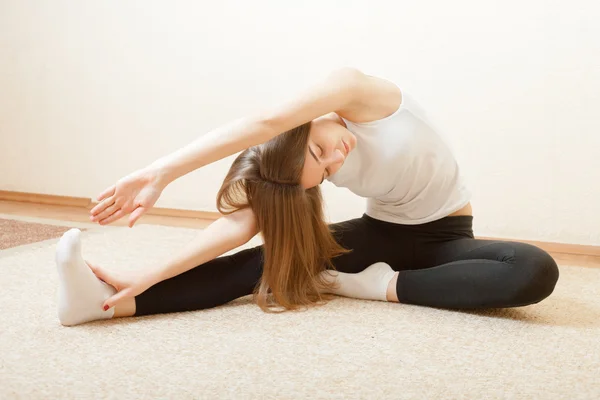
[216,121,350,313]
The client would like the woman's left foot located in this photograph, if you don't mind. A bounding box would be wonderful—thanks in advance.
[55,229,116,326]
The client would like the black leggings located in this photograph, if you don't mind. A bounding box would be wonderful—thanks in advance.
[135,214,559,316]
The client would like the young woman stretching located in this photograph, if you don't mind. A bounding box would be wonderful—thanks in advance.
[55,68,559,326]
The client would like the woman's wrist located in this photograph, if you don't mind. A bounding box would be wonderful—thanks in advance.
[144,162,174,189]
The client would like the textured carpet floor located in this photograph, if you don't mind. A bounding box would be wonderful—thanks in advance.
[1,224,599,399]
[0,217,82,250]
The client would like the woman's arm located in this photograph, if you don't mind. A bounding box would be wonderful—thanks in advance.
[89,208,259,310]
[91,68,399,225]
[147,207,259,285]
[150,67,375,186]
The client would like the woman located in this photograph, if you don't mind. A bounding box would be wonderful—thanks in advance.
[55,68,559,326]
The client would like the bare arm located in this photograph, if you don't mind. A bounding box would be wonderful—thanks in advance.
[89,207,260,310]
[90,68,399,226]
[148,207,259,285]
[149,67,382,186]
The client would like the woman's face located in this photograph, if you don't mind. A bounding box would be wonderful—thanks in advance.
[300,114,357,189]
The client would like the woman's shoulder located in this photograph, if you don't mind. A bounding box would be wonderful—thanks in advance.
[338,72,404,124]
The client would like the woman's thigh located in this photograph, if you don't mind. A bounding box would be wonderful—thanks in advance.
[329,215,414,273]
[414,237,552,271]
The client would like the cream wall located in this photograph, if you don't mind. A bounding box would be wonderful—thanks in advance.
[1,1,598,245]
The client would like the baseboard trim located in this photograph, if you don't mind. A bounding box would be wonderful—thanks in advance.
[0,190,223,220]
[476,236,600,257]
[1,190,598,257]
[0,190,91,207]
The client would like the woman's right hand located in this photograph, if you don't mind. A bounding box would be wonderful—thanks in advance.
[87,261,158,310]
[90,167,166,227]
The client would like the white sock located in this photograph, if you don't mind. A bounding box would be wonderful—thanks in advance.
[55,228,116,326]
[320,262,398,301]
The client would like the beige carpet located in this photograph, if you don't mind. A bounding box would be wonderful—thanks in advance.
[0,217,84,250]
[1,224,599,399]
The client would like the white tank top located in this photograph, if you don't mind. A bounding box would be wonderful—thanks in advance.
[326,82,471,225]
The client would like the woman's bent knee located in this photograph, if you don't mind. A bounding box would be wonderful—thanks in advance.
[513,243,559,305]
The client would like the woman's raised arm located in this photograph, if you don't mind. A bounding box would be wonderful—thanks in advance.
[91,67,369,226]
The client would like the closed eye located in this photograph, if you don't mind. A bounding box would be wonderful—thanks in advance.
[308,145,326,185]
[316,144,325,158]
[318,145,333,179]
[316,145,327,184]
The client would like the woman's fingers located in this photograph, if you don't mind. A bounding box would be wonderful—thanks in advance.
[92,203,120,223]
[86,261,130,310]
[128,206,147,228]
[97,185,116,202]
[90,196,116,217]
[86,260,110,283]
[103,288,132,311]
[99,209,126,226]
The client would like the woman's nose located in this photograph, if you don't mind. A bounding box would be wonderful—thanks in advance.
[326,148,345,164]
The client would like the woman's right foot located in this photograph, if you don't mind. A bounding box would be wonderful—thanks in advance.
[55,229,116,326]
[320,262,397,301]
